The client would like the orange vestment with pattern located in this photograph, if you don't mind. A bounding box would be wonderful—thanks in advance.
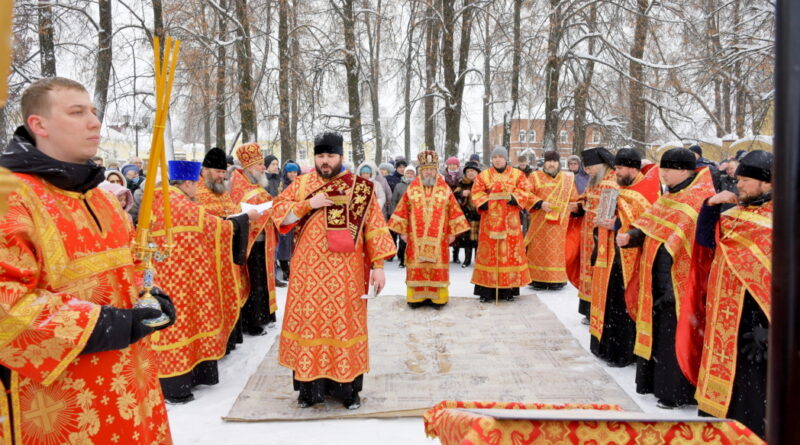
[229,169,278,314]
[272,171,396,382]
[149,187,243,378]
[0,174,171,445]
[696,201,772,417]
[388,175,469,303]
[470,167,534,289]
[524,170,578,284]
[575,168,617,304]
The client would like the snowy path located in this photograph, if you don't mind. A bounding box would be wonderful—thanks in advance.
[167,260,696,444]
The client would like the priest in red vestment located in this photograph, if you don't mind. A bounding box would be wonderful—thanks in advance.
[272,132,396,409]
[618,147,716,409]
[0,78,175,445]
[231,142,283,336]
[151,160,256,404]
[589,149,660,367]
[471,146,534,302]
[195,147,247,351]
[695,150,772,439]
[524,150,579,290]
[388,150,469,308]
[570,147,617,322]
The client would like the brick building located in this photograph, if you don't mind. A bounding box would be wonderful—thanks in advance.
[487,119,604,166]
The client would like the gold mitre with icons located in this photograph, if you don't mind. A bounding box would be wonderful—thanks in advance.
[417,150,439,169]
[236,142,263,169]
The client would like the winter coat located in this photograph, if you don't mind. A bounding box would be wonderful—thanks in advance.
[356,161,390,211]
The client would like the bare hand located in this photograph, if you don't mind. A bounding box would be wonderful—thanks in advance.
[568,202,578,213]
[246,209,260,221]
[448,235,456,244]
[309,193,334,209]
[708,190,738,206]
[616,232,631,247]
[370,268,386,295]
[461,189,470,197]
[541,202,552,212]
[400,234,408,243]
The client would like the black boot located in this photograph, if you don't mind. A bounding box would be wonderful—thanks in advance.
[452,246,461,264]
[461,247,472,268]
[279,260,290,281]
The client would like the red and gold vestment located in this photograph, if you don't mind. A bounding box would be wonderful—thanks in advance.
[228,169,278,314]
[696,202,772,417]
[572,169,617,305]
[630,168,716,384]
[470,167,534,289]
[149,187,243,378]
[0,174,171,445]
[589,166,660,341]
[524,170,578,284]
[272,171,395,383]
[388,175,469,303]
[194,180,238,218]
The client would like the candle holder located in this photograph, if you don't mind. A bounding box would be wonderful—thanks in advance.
[133,230,173,328]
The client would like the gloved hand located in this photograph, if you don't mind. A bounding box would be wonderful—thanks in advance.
[507,196,518,207]
[147,287,177,331]
[741,325,769,363]
[81,305,162,355]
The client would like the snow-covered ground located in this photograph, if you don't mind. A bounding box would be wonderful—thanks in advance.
[167,259,696,444]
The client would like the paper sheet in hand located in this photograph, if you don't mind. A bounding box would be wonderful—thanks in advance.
[241,201,273,214]
[360,286,377,299]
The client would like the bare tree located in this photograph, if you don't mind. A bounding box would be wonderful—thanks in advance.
[37,0,56,77]
[94,0,112,123]
[233,0,257,142]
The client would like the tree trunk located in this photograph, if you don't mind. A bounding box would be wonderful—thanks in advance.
[364,0,384,164]
[290,3,300,155]
[403,0,416,162]
[482,10,491,161]
[423,2,440,153]
[442,0,474,158]
[278,0,292,162]
[233,0,257,142]
[342,0,365,164]
[503,0,522,150]
[203,68,212,150]
[37,0,56,77]
[542,0,563,152]
[572,4,596,155]
[153,0,165,57]
[215,0,228,149]
[94,0,112,123]
[628,0,649,156]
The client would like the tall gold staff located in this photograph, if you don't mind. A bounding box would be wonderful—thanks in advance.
[0,0,18,217]
[133,36,180,327]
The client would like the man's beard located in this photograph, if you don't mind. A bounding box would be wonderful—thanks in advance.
[616,174,635,187]
[421,176,436,187]
[739,191,769,206]
[315,160,343,179]
[544,166,559,177]
[245,169,269,188]
[205,175,227,195]
[588,165,608,187]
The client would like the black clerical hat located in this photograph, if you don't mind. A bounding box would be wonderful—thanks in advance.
[735,150,773,183]
[659,147,696,170]
[203,147,227,170]
[314,131,344,156]
[581,147,614,167]
[614,148,642,169]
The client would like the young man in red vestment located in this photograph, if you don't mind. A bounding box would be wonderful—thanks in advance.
[695,150,773,438]
[0,78,176,444]
[618,147,716,409]
[272,132,396,409]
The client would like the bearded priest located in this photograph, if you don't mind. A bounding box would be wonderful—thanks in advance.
[388,150,470,308]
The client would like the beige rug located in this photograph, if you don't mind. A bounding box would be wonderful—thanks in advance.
[223,294,639,421]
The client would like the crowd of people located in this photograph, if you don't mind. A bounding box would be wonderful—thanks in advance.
[0,77,772,444]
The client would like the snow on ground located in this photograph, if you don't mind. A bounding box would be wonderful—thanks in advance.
[167,259,696,445]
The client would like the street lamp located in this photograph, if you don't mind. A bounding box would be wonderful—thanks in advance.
[469,133,481,156]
